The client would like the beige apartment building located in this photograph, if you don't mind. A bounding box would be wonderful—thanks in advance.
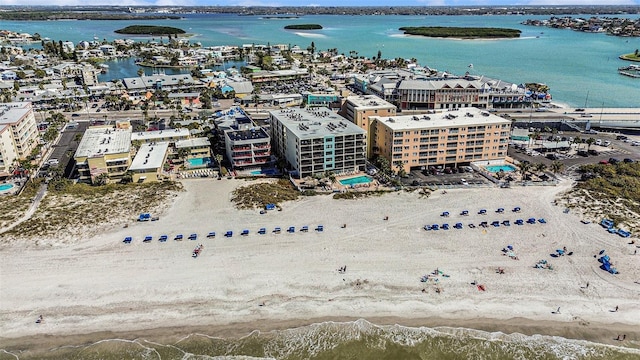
[370,108,512,173]
[74,126,132,183]
[0,102,39,176]
[339,95,396,157]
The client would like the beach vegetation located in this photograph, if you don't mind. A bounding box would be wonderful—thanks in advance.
[398,26,521,39]
[114,25,186,36]
[620,51,640,62]
[231,179,300,209]
[333,190,388,200]
[284,24,323,30]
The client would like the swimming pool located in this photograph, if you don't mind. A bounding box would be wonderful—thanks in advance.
[0,183,15,192]
[339,175,373,186]
[188,157,211,167]
[485,164,517,173]
[250,168,279,176]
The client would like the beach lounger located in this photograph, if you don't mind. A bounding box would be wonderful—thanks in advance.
[512,207,521,213]
[258,228,266,235]
[491,220,500,227]
[123,236,132,244]
[441,211,450,217]
[496,208,504,213]
[468,223,476,228]
[174,234,183,241]
[287,226,295,233]
[143,235,152,243]
[188,233,198,240]
[301,226,309,232]
[478,209,487,215]
[315,225,324,232]
[454,223,463,229]
[480,221,488,228]
[224,231,233,237]
[424,225,432,231]
[207,232,216,238]
[273,227,281,234]
[460,210,469,216]
[432,224,439,230]
[527,218,536,224]
[158,235,168,242]
[442,223,450,230]
[538,218,547,224]
[515,219,524,225]
[241,229,249,236]
[502,220,511,226]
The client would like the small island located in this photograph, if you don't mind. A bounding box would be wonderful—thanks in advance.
[114,25,186,36]
[399,26,521,39]
[284,24,323,30]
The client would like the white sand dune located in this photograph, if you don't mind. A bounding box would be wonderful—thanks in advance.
[1,178,639,342]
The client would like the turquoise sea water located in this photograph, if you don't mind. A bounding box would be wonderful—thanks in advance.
[6,13,640,107]
[340,175,373,185]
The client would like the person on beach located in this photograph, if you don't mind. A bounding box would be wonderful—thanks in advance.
[556,307,561,314]
[614,305,619,312]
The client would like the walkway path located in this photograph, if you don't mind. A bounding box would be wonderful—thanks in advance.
[0,183,48,234]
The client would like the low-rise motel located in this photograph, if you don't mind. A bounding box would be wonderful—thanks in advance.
[269,107,366,178]
[0,102,39,177]
[370,107,512,173]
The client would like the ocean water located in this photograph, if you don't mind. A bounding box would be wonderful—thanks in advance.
[5,13,640,107]
[2,320,639,360]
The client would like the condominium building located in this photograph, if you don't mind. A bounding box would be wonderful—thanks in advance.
[74,126,132,183]
[224,122,271,169]
[176,137,212,168]
[128,142,170,183]
[339,95,396,157]
[269,107,366,178]
[370,108,511,173]
[0,102,39,176]
[131,128,190,145]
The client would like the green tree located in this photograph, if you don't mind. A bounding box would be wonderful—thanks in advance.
[517,161,532,179]
[585,137,596,151]
[550,161,564,174]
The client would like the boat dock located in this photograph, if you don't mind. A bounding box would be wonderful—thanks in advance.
[618,64,640,78]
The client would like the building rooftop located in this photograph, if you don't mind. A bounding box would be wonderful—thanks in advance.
[373,108,511,131]
[398,79,483,91]
[270,107,366,139]
[0,102,31,126]
[175,137,211,148]
[131,128,190,142]
[345,94,396,110]
[75,127,132,158]
[129,141,169,171]
[226,127,270,142]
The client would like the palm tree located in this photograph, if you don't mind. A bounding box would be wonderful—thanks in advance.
[534,162,547,174]
[572,136,582,150]
[586,137,596,151]
[517,161,532,179]
[550,161,564,174]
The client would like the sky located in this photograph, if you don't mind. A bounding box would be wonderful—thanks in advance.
[3,0,640,6]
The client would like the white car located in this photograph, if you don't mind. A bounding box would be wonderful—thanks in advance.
[595,139,602,146]
[604,140,611,147]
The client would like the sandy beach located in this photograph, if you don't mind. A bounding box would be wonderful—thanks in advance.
[1,178,639,351]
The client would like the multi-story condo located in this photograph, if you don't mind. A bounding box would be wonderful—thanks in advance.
[128,142,170,183]
[74,126,132,183]
[269,107,366,178]
[224,119,271,169]
[370,107,512,173]
[339,95,396,157]
[0,102,39,176]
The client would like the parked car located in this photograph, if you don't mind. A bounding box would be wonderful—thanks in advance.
[595,139,602,146]
[623,158,634,163]
[609,158,620,164]
[616,135,628,140]
[588,149,599,156]
[604,140,611,147]
[599,160,609,165]
[577,150,589,157]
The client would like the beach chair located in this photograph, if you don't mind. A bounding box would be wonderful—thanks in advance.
[188,233,198,240]
[512,207,521,213]
[123,236,132,244]
[442,223,450,230]
[258,228,266,235]
[502,220,511,227]
[460,210,469,216]
[224,231,233,237]
[468,223,476,228]
[143,235,153,243]
[241,229,249,236]
[287,226,295,233]
[432,224,439,230]
[454,222,463,229]
[441,211,450,217]
[315,225,324,232]
[301,225,309,232]
[478,209,487,215]
[273,227,281,234]
[491,220,500,227]
[480,221,488,228]
[424,225,432,231]
[207,232,216,238]
[496,208,504,214]
[515,219,524,225]
[538,218,547,224]
[174,234,183,241]
[527,218,536,224]
[158,235,168,242]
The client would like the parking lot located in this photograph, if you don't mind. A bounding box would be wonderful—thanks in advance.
[42,121,88,178]
[401,166,493,188]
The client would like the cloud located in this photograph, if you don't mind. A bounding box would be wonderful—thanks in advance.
[1,0,193,4]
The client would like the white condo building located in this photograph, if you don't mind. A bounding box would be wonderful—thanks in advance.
[0,102,39,176]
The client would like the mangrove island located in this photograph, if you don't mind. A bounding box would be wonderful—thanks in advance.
[399,26,521,39]
[114,25,186,36]
[284,24,323,30]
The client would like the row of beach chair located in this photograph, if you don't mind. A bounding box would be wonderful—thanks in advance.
[424,217,546,231]
[442,207,521,217]
[123,225,325,243]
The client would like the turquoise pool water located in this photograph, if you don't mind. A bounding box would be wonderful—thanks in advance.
[340,175,373,186]
[188,157,211,167]
[485,164,517,173]
[250,170,261,175]
[0,183,14,191]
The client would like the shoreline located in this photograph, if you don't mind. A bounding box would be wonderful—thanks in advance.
[2,315,640,353]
